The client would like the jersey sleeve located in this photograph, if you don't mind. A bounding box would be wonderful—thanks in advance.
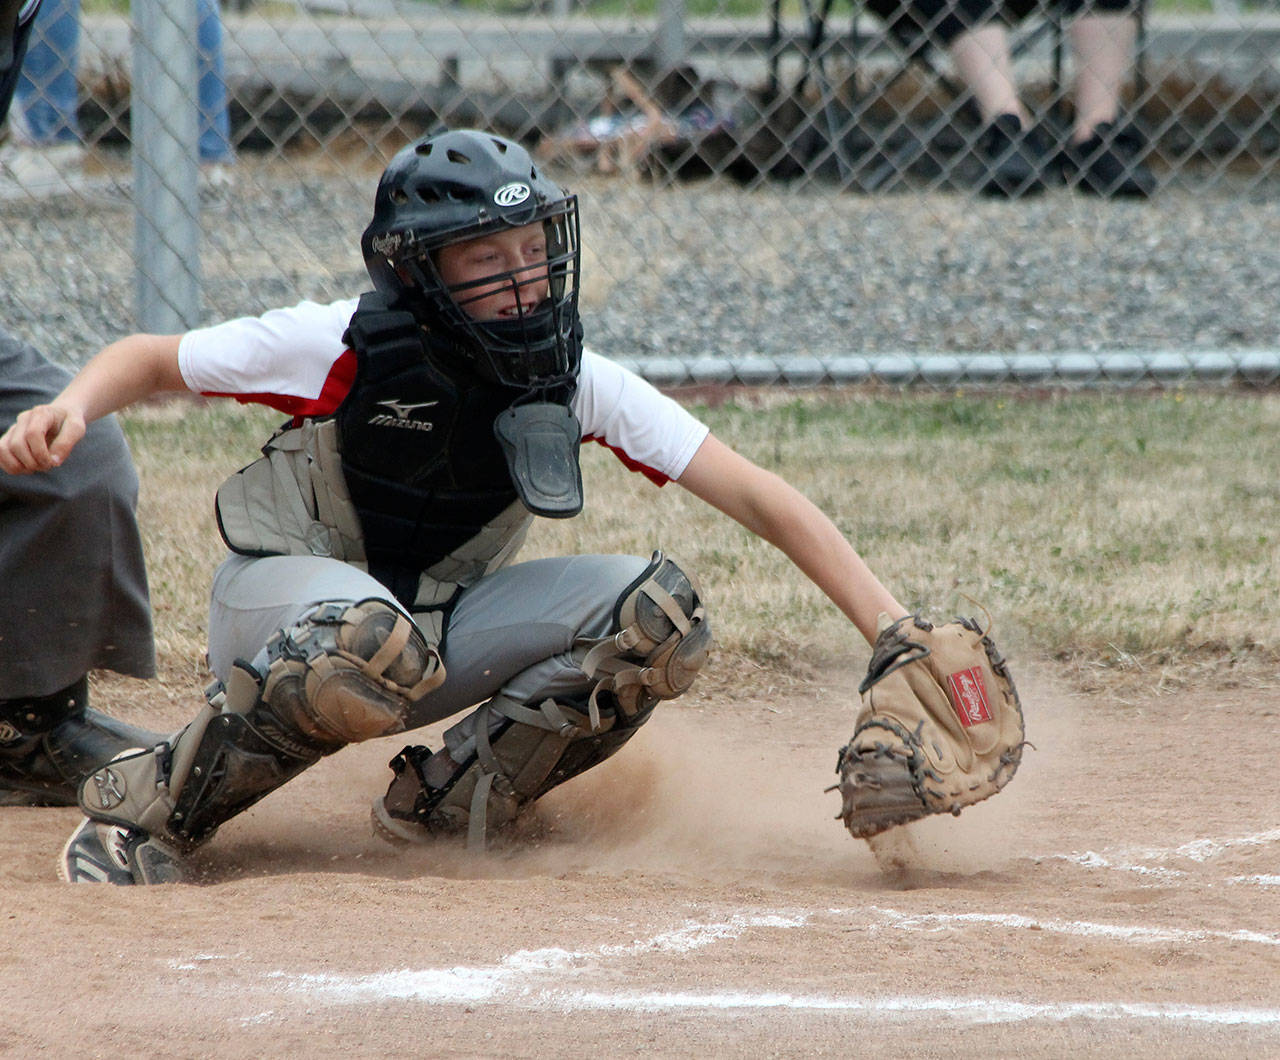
[573,349,709,486]
[176,297,361,416]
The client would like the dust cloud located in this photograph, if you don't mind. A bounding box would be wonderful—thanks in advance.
[181,666,1082,887]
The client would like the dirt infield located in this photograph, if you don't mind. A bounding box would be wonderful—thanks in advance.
[1,661,1277,1058]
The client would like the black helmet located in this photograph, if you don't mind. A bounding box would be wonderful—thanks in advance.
[361,129,581,390]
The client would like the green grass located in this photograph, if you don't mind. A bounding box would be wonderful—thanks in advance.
[669,390,1280,681]
[123,388,1280,691]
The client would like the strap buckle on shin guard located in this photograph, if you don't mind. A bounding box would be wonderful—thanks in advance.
[377,695,622,852]
[461,695,612,850]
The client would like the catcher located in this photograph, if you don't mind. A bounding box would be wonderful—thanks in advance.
[0,128,1022,884]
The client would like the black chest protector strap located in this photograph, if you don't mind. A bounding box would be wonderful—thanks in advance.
[343,293,423,384]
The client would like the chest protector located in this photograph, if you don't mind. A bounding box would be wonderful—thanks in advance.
[214,292,582,631]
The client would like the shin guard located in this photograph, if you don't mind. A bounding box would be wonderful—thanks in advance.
[78,598,442,852]
[375,691,652,850]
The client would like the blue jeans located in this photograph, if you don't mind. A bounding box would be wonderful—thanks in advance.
[15,0,234,162]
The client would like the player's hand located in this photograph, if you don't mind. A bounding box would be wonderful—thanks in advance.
[0,404,87,475]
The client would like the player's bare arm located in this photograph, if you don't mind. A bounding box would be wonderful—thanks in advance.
[0,333,186,475]
[676,432,906,644]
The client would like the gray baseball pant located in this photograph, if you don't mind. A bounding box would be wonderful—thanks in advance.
[207,551,650,730]
[0,330,155,698]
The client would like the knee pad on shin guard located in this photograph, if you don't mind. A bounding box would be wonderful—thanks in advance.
[79,598,444,849]
[258,598,444,746]
[578,551,713,719]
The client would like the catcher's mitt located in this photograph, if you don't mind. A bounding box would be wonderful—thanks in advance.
[834,612,1025,839]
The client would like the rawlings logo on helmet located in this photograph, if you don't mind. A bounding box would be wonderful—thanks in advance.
[493,182,531,207]
[370,232,402,257]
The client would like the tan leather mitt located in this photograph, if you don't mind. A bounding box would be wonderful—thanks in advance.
[835,613,1026,839]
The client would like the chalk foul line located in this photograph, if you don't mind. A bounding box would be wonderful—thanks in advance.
[1044,828,1280,883]
[251,905,1280,1026]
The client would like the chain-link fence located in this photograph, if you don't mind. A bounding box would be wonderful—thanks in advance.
[1,0,1278,386]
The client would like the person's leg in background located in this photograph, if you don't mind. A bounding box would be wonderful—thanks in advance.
[1,0,85,194]
[939,0,1053,197]
[1062,7,1154,195]
[948,23,1023,127]
[1070,11,1133,136]
[11,0,79,146]
[196,0,234,171]
[863,0,1053,196]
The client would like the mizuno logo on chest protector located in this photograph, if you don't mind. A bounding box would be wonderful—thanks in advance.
[368,399,438,431]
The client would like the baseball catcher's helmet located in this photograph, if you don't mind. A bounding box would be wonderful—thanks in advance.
[361,129,581,389]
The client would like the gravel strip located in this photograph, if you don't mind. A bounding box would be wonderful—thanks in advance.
[2,156,1277,371]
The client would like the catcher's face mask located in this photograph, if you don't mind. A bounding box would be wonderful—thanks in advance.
[360,128,582,392]
[420,217,585,518]
[434,222,551,324]
[393,203,580,392]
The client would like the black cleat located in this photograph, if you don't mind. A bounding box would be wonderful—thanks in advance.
[976,114,1053,199]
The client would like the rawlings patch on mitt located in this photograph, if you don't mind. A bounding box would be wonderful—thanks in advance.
[834,612,1025,839]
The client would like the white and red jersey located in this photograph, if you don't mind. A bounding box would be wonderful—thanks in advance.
[178,297,708,486]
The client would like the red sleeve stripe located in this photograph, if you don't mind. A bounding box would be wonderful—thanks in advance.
[584,434,670,487]
[198,349,358,418]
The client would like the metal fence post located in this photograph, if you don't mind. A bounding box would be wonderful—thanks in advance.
[132,0,201,333]
[655,0,688,68]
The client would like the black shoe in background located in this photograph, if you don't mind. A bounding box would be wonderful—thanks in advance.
[0,677,162,806]
[976,114,1053,198]
[1063,122,1157,198]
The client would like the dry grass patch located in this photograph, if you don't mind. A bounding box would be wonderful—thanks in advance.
[120,387,1280,698]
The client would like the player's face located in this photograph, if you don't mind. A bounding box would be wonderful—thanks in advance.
[436,223,550,323]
